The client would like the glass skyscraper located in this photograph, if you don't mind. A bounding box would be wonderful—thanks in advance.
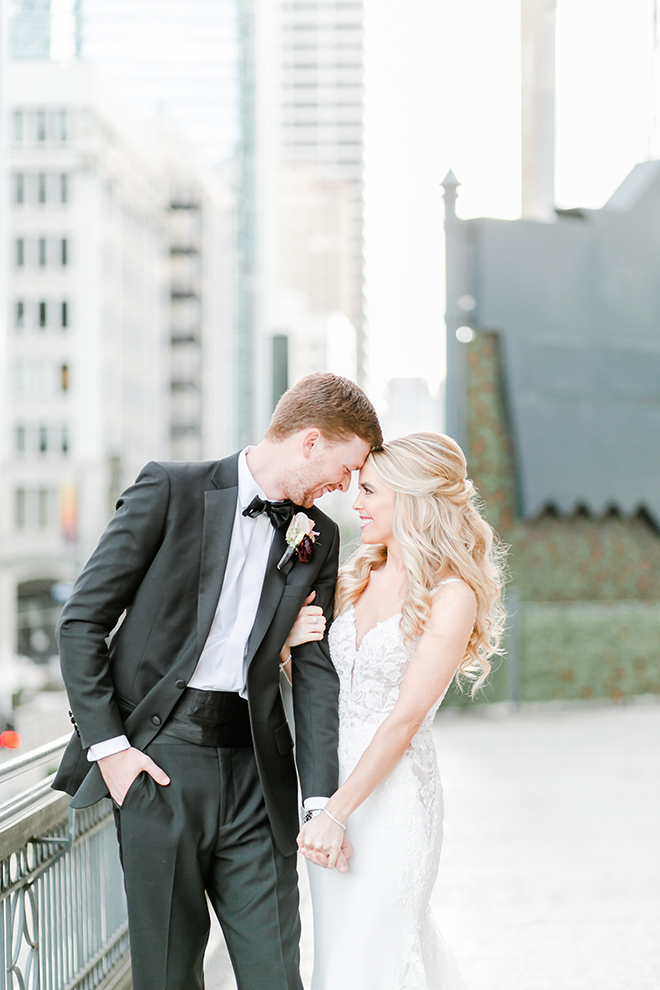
[78,0,241,167]
[9,0,54,61]
[9,0,242,167]
[277,0,366,381]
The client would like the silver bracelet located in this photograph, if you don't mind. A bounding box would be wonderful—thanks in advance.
[279,653,292,671]
[322,807,346,831]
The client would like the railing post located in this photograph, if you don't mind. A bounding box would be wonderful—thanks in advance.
[508,590,523,712]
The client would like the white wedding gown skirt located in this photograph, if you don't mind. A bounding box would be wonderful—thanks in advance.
[307,598,467,990]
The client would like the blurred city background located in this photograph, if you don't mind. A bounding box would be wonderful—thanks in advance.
[0,0,659,987]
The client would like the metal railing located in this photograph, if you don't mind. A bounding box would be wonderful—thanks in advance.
[0,737,130,990]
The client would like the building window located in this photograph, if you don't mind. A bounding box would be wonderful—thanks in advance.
[14,173,24,204]
[15,489,26,529]
[36,110,46,142]
[13,111,23,143]
[61,424,69,454]
[61,300,68,328]
[38,174,46,204]
[61,239,68,266]
[15,301,25,329]
[59,110,69,142]
[16,239,25,267]
[38,238,47,266]
[14,489,57,532]
[14,360,26,395]
[39,301,47,328]
[38,489,49,528]
[14,359,62,397]
[15,425,26,454]
[38,426,48,454]
[60,174,69,204]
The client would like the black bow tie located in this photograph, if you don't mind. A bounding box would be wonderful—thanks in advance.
[242,496,294,530]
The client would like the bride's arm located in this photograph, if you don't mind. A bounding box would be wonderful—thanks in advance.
[279,591,326,684]
[298,581,476,869]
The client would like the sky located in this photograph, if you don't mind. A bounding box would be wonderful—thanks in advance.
[363,0,659,407]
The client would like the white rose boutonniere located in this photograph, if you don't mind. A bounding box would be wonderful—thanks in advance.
[277,512,320,570]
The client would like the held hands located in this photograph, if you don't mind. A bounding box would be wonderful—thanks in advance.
[97,746,170,806]
[297,809,353,873]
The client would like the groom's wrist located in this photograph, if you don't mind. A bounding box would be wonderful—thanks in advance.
[301,796,328,821]
[87,735,131,762]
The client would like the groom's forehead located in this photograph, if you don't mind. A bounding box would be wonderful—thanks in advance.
[334,435,371,469]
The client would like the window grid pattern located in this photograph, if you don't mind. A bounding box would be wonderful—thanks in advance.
[12,171,71,206]
[14,486,58,531]
[13,237,71,268]
[12,299,71,331]
[13,359,71,396]
[14,423,71,456]
[12,108,70,145]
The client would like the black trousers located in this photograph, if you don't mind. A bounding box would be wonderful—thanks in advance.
[113,691,303,990]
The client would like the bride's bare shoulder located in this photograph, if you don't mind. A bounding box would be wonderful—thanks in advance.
[430,577,476,619]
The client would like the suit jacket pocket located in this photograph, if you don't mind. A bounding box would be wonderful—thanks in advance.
[274,721,294,756]
[116,696,137,718]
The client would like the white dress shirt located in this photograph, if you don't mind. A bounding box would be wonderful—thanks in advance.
[88,448,276,760]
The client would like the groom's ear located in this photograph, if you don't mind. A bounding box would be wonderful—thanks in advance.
[300,428,322,458]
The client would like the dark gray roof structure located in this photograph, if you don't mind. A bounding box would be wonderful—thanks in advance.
[444,162,660,522]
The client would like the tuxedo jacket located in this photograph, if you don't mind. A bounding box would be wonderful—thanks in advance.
[53,454,341,855]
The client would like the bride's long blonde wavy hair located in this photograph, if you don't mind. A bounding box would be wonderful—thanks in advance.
[335,432,507,694]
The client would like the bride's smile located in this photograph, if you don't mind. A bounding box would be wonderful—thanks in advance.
[352,462,396,545]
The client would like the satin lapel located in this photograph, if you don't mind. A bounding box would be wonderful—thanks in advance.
[197,486,237,652]
[245,526,289,666]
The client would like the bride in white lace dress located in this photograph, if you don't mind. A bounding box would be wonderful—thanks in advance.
[290,433,506,990]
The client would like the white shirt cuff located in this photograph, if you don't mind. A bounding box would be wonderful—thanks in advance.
[302,796,329,813]
[87,735,131,762]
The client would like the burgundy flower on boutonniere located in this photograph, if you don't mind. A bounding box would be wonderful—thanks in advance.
[277,512,320,570]
[297,534,315,563]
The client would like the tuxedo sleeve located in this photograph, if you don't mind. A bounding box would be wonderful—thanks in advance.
[290,523,340,801]
[57,462,171,750]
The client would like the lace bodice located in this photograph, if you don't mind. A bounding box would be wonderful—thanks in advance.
[328,581,461,834]
[329,582,459,772]
[330,605,446,727]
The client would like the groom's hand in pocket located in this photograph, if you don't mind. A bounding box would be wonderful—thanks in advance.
[98,746,171,806]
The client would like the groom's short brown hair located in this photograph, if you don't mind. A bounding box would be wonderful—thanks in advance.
[266,373,382,448]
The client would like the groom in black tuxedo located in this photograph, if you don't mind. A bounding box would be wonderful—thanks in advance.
[54,373,382,990]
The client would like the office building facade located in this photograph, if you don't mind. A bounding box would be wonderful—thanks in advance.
[0,62,234,705]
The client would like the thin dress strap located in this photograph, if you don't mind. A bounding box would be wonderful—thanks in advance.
[431,578,463,594]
